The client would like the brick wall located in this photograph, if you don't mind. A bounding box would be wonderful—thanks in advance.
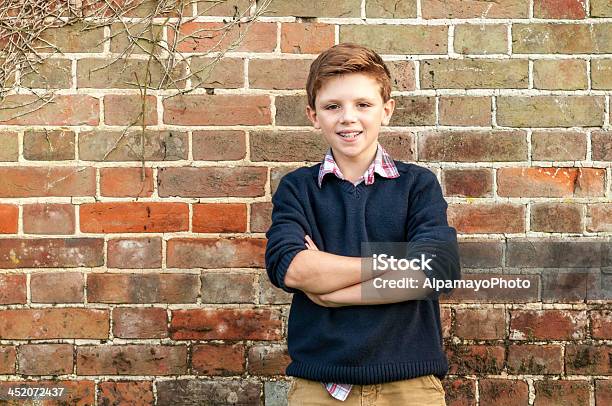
[0,0,611,405]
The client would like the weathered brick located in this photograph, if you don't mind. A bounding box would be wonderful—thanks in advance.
[588,204,612,232]
[192,130,246,161]
[189,57,243,89]
[0,132,18,161]
[30,272,84,303]
[534,380,590,406]
[251,202,272,233]
[18,343,73,375]
[23,203,75,235]
[448,203,525,233]
[438,96,491,126]
[422,59,527,89]
[275,95,312,126]
[0,274,26,304]
[510,310,587,340]
[259,270,293,305]
[77,345,187,375]
[531,203,583,233]
[87,273,199,304]
[249,59,311,90]
[340,25,448,54]
[592,131,612,160]
[112,307,168,339]
[262,0,359,17]
[506,239,611,268]
[77,58,185,89]
[541,270,601,302]
[507,344,563,374]
[107,238,162,269]
[513,23,612,54]
[389,97,436,126]
[191,343,246,375]
[104,94,157,126]
[534,59,588,90]
[167,238,266,268]
[387,61,416,91]
[0,167,95,197]
[38,23,104,52]
[419,131,526,162]
[496,96,604,127]
[442,274,539,303]
[21,58,72,88]
[193,203,247,233]
[158,167,267,197]
[497,167,605,197]
[592,0,612,16]
[592,59,612,89]
[423,0,529,18]
[0,308,109,339]
[0,346,16,374]
[281,23,335,54]
[100,167,154,197]
[440,307,452,338]
[454,24,507,55]
[534,0,587,18]
[531,131,587,161]
[80,203,189,233]
[458,240,504,268]
[0,205,18,234]
[97,381,154,406]
[201,272,256,304]
[170,308,283,340]
[198,0,252,16]
[163,94,271,125]
[271,167,301,194]
[79,130,187,161]
[23,129,75,161]
[481,379,529,406]
[446,344,505,375]
[251,131,327,162]
[247,345,291,375]
[169,22,276,53]
[591,310,612,339]
[596,380,612,406]
[443,169,493,197]
[379,132,416,161]
[0,95,99,125]
[156,380,261,406]
[565,344,611,375]
[455,308,505,340]
[366,0,417,17]
[85,0,188,18]
[0,381,94,404]
[0,238,103,268]
[109,23,164,55]
[443,378,476,406]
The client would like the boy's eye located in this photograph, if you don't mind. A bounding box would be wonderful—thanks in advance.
[325,103,370,109]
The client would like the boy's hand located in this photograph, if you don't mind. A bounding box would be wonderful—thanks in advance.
[303,236,344,307]
[304,235,319,251]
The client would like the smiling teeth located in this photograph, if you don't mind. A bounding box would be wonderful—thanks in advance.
[339,131,361,138]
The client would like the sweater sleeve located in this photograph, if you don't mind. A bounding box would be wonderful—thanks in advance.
[265,176,310,294]
[405,168,461,300]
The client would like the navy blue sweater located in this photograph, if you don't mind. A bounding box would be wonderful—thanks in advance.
[265,161,461,385]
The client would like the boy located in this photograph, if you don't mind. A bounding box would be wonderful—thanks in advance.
[265,43,461,405]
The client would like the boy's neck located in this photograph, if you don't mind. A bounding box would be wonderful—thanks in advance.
[331,145,378,184]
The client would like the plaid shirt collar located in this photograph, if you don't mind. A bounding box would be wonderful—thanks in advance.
[317,143,399,188]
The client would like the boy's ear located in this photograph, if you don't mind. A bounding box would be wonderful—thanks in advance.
[381,98,395,126]
[306,105,320,129]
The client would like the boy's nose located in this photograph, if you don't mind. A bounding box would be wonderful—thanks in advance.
[340,108,358,122]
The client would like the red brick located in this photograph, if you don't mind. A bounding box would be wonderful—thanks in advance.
[418,131,527,162]
[251,202,272,233]
[281,23,335,54]
[592,131,612,161]
[104,94,157,126]
[80,203,189,233]
[446,344,505,375]
[112,307,168,339]
[77,345,187,375]
[169,22,276,53]
[30,272,84,303]
[250,131,328,162]
[247,345,291,375]
[0,167,96,197]
[97,381,154,406]
[0,131,18,161]
[188,57,243,89]
[163,95,271,125]
[107,238,162,269]
[23,129,75,160]
[0,346,16,374]
[443,169,493,197]
[534,0,587,19]
[531,131,587,161]
[379,132,416,160]
[167,238,266,268]
[534,380,590,406]
[497,167,605,197]
[443,378,476,406]
[249,59,311,90]
[0,204,18,233]
[193,203,247,233]
[507,344,563,374]
[596,379,612,406]
[0,238,104,268]
[448,203,525,233]
[18,343,73,375]
[510,310,587,340]
[455,308,505,340]
[587,204,612,232]
[565,344,612,375]
[201,272,256,304]
[591,310,612,339]
[100,167,154,197]
[192,343,246,376]
[0,380,94,405]
[170,308,283,340]
[192,130,246,160]
[0,308,109,339]
[23,203,75,234]
[0,274,26,304]
[530,203,583,233]
[0,95,99,125]
[422,0,529,18]
[479,379,529,406]
[87,273,198,304]
[38,22,104,52]
[158,167,267,197]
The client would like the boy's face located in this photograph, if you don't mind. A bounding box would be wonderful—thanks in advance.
[306,72,395,166]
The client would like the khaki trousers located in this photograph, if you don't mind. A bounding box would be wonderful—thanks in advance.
[287,375,446,405]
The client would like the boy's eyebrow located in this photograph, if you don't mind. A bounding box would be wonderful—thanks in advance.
[319,97,375,104]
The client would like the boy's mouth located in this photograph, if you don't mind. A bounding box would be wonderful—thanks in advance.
[336,131,362,140]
